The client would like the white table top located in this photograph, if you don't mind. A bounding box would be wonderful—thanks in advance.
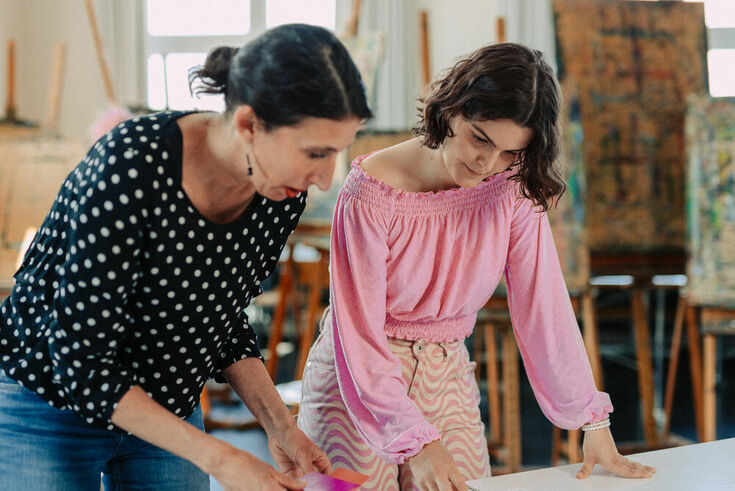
[467,438,735,490]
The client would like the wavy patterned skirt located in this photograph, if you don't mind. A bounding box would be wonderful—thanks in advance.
[297,311,491,490]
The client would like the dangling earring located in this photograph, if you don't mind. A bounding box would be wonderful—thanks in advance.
[247,154,253,176]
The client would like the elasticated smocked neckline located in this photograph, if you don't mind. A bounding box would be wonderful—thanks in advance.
[341,154,517,216]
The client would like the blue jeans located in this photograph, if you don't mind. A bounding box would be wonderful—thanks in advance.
[0,369,209,491]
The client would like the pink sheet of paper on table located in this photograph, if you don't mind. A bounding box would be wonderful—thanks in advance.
[301,471,360,490]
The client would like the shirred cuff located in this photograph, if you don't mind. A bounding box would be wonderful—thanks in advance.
[378,421,442,465]
[583,404,613,427]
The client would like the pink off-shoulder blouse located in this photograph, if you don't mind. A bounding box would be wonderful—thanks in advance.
[327,156,612,464]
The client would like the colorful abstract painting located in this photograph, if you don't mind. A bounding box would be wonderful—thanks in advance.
[685,95,735,309]
[548,83,589,293]
[553,0,707,253]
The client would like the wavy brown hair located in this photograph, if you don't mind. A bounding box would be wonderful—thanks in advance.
[414,43,564,210]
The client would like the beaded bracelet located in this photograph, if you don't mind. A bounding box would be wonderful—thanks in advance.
[581,418,611,431]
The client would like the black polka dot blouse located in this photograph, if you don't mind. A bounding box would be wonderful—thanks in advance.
[0,111,306,431]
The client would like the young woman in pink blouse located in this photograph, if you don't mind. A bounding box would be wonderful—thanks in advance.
[297,43,656,490]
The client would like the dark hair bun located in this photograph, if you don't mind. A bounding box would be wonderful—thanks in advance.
[189,46,238,96]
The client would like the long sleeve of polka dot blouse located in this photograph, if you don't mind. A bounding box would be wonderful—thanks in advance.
[0,111,306,430]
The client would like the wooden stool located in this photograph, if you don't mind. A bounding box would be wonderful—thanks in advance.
[583,275,659,448]
[664,302,734,442]
[474,300,522,474]
[265,237,330,382]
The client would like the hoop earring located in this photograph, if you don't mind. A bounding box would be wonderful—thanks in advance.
[247,154,253,176]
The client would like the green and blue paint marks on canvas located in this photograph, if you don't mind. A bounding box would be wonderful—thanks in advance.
[686,95,735,309]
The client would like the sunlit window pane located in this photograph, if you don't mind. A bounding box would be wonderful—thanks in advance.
[147,0,250,36]
[708,50,735,97]
[266,0,335,30]
[684,0,735,28]
[147,54,167,110]
[165,53,226,111]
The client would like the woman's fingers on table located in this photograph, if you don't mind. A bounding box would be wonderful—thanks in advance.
[577,454,656,479]
[621,455,656,476]
[448,472,469,491]
[612,454,656,478]
[575,461,595,479]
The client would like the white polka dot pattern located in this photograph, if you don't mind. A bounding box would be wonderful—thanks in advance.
[0,111,306,431]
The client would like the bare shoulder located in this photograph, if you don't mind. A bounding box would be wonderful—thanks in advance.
[359,138,422,191]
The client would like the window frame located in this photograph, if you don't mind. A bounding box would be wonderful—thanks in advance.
[142,0,346,110]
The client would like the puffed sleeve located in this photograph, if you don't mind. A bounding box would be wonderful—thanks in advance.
[504,196,612,429]
[329,192,440,464]
[47,133,151,428]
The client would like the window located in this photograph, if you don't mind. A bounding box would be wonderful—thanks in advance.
[265,0,336,29]
[145,0,337,111]
[147,0,251,36]
[684,0,735,96]
[696,0,735,29]
[707,49,735,97]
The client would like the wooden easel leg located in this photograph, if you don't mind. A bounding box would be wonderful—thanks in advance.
[632,287,658,448]
[685,304,704,441]
[662,294,686,440]
[702,333,717,442]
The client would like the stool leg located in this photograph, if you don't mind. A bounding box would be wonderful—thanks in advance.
[551,426,562,466]
[501,326,521,473]
[473,324,483,384]
[702,333,717,442]
[200,386,211,419]
[566,429,581,463]
[550,427,581,465]
[582,290,604,390]
[685,304,704,441]
[484,323,501,446]
[662,294,686,440]
[294,256,327,380]
[632,287,658,448]
[266,256,293,380]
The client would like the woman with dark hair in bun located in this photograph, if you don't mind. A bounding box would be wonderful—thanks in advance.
[298,43,655,490]
[0,24,370,490]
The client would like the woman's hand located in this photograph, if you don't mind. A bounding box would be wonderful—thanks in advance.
[208,440,307,491]
[268,423,333,478]
[577,427,656,479]
[406,440,468,491]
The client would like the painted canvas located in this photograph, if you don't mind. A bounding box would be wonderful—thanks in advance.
[685,94,735,309]
[548,83,589,293]
[552,0,707,253]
